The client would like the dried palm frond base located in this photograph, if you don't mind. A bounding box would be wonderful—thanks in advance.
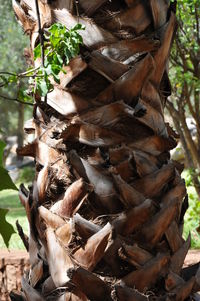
[11,0,200,300]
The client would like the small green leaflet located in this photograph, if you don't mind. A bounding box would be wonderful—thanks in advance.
[33,23,85,96]
[0,140,18,191]
[0,208,16,248]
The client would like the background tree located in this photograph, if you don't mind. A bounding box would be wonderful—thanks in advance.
[167,0,200,196]
[0,0,30,153]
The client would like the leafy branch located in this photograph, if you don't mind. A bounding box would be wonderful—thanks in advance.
[33,22,84,96]
[0,22,84,102]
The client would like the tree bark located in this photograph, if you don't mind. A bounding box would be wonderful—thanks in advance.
[11,1,198,300]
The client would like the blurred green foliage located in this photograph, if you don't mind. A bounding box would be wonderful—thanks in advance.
[170,0,200,101]
[16,166,35,185]
[182,170,200,249]
[0,0,31,137]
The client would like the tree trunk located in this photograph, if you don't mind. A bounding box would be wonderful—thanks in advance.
[167,102,200,198]
[17,102,24,161]
[11,1,198,300]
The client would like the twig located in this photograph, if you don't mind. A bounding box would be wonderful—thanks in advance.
[35,0,44,67]
[0,94,33,106]
[16,220,29,251]
[0,71,17,76]
[19,66,40,76]
[35,0,47,103]
[75,0,80,22]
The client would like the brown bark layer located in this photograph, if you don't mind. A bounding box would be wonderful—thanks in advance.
[11,1,199,300]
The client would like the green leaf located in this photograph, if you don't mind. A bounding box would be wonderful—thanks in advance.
[72,23,85,31]
[8,74,18,83]
[0,208,16,248]
[18,89,33,103]
[36,78,49,96]
[0,166,18,191]
[34,44,41,60]
[0,140,6,167]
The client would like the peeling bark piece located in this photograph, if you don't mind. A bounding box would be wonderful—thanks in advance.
[74,213,101,239]
[104,236,123,275]
[109,145,132,165]
[141,81,163,114]
[38,206,66,229]
[59,56,87,88]
[9,291,25,301]
[45,227,74,286]
[88,51,129,82]
[129,135,176,155]
[161,181,186,208]
[113,199,155,235]
[79,0,108,16]
[119,243,153,268]
[114,285,148,301]
[67,267,111,301]
[151,13,176,86]
[112,174,145,208]
[165,271,184,291]
[17,138,62,166]
[42,276,56,295]
[172,277,195,301]
[55,222,73,248]
[12,0,35,33]
[61,121,125,147]
[105,5,152,35]
[165,221,184,253]
[137,98,167,136]
[97,54,155,104]
[51,178,93,218]
[64,288,89,301]
[73,222,112,271]
[170,234,191,275]
[29,232,40,267]
[30,259,43,287]
[181,263,200,283]
[69,150,121,212]
[21,277,45,301]
[76,100,136,128]
[19,185,31,225]
[131,163,175,198]
[17,140,37,158]
[20,0,52,28]
[52,9,118,49]
[150,0,170,29]
[111,158,135,182]
[100,36,160,63]
[46,88,90,116]
[135,198,178,248]
[48,0,73,12]
[121,253,170,291]
[33,165,49,203]
[133,150,158,176]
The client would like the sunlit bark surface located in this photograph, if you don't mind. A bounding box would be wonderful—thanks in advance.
[11,1,199,300]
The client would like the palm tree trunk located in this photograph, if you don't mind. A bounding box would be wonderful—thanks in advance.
[11,1,198,300]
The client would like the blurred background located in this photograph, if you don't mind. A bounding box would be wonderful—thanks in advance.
[0,0,199,250]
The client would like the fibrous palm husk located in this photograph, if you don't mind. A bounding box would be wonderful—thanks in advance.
[12,1,198,300]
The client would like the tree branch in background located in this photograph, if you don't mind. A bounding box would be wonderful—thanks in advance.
[167,100,200,197]
[0,94,33,106]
